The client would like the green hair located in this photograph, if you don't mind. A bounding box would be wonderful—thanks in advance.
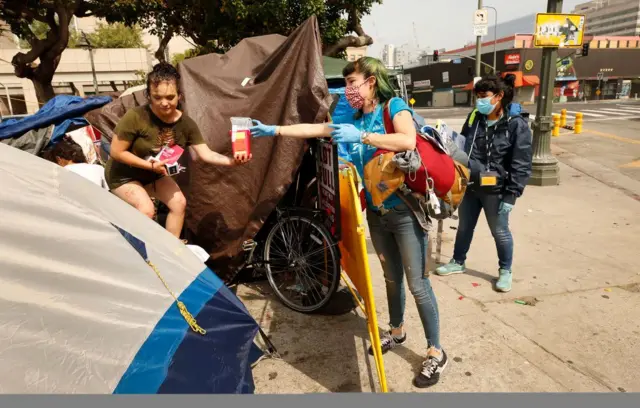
[342,57,395,117]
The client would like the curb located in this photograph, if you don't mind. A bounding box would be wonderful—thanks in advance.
[551,144,640,202]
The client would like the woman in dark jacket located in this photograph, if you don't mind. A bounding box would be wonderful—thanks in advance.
[435,74,532,293]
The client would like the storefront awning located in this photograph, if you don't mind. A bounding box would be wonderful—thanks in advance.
[462,71,540,91]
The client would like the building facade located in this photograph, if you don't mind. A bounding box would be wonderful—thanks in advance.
[346,46,367,62]
[573,0,640,36]
[382,44,396,68]
[0,15,194,116]
[405,34,640,108]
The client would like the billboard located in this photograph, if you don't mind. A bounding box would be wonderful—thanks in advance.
[534,13,586,48]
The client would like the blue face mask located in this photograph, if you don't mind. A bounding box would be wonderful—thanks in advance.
[475,96,497,116]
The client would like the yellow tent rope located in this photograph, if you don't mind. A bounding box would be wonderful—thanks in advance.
[147,260,207,335]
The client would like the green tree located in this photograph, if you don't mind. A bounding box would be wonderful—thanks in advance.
[78,22,147,49]
[131,0,380,59]
[170,48,199,66]
[0,0,158,103]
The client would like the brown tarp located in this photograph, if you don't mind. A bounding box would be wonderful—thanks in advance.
[85,16,332,280]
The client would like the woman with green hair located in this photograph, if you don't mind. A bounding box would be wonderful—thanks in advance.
[250,56,447,388]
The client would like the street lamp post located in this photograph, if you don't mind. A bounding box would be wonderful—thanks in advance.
[475,0,483,79]
[485,6,498,73]
[530,0,563,186]
[78,32,99,96]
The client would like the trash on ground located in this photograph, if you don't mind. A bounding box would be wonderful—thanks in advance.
[471,282,480,287]
[514,296,541,306]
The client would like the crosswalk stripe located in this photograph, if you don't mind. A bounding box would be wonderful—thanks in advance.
[560,110,605,118]
[613,107,640,114]
[598,108,633,115]
[581,109,614,117]
[616,105,640,111]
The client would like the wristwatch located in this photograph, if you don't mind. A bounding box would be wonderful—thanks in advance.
[361,131,372,145]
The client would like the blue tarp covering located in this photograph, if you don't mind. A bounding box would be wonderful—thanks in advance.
[0,95,112,140]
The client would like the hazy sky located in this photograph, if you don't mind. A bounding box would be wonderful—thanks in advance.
[362,0,587,58]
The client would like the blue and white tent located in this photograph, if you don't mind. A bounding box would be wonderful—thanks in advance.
[0,143,263,394]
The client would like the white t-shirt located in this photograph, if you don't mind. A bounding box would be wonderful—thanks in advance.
[65,163,109,190]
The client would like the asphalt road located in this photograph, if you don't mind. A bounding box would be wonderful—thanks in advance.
[415,99,640,121]
[415,100,640,184]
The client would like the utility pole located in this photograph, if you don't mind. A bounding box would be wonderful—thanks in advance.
[475,0,483,78]
[485,6,498,73]
[531,0,563,186]
[80,32,99,95]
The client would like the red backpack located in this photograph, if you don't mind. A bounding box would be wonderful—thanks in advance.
[378,103,456,198]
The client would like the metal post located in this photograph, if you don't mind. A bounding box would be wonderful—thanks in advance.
[486,6,498,73]
[88,48,99,95]
[530,0,563,186]
[475,0,483,78]
[82,32,99,95]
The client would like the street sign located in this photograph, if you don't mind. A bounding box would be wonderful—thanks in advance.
[442,71,450,83]
[474,9,489,25]
[409,98,416,107]
[474,25,488,37]
[561,58,571,65]
[534,13,586,48]
[597,72,604,80]
[474,8,489,37]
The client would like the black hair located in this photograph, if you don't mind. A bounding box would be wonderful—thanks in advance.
[43,137,87,164]
[146,62,181,97]
[474,73,517,109]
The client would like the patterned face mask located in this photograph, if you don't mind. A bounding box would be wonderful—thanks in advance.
[345,78,372,110]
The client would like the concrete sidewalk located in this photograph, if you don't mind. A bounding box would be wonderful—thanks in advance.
[240,161,640,393]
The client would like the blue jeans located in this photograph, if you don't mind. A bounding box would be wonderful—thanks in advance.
[367,203,441,350]
[453,190,514,270]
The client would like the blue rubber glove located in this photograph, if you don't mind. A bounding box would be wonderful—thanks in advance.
[250,120,277,138]
[328,123,362,144]
[498,201,514,215]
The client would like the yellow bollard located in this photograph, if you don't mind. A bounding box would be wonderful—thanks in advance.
[552,114,560,137]
[574,112,583,134]
[560,109,567,128]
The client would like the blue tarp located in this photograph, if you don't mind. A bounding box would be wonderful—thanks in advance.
[0,95,112,140]
[113,225,263,394]
[51,118,90,145]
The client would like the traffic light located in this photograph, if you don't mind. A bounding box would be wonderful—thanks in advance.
[582,42,590,57]
[433,50,439,62]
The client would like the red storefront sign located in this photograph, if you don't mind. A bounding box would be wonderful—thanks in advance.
[504,53,521,65]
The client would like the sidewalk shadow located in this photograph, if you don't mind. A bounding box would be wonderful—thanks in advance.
[464,268,497,285]
[240,281,378,393]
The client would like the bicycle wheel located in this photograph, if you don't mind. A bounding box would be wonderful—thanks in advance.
[263,213,340,313]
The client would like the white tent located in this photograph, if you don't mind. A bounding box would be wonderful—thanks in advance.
[0,143,261,394]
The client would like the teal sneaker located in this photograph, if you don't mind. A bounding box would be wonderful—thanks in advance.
[435,260,465,276]
[496,269,512,292]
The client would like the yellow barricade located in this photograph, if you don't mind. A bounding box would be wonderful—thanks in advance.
[574,112,583,134]
[338,162,388,393]
[552,114,561,137]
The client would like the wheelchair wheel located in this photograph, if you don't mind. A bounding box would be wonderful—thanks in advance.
[263,212,340,313]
